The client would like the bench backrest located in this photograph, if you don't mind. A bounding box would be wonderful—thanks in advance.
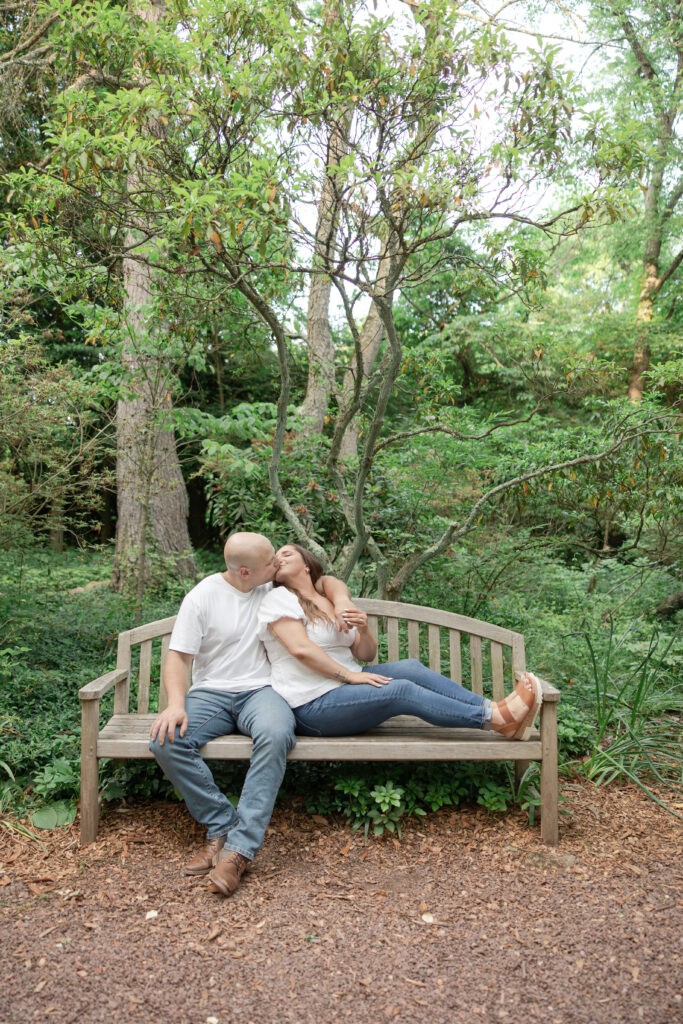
[113,601,527,715]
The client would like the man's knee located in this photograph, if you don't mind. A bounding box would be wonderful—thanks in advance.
[251,716,296,756]
[149,730,188,765]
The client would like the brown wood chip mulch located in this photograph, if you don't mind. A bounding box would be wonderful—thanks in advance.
[1,781,681,1024]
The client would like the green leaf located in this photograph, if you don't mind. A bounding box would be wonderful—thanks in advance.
[31,800,77,830]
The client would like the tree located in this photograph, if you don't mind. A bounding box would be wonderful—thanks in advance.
[113,0,196,591]
[590,1,683,402]
[8,0,669,598]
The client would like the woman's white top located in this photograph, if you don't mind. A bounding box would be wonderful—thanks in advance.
[257,587,359,708]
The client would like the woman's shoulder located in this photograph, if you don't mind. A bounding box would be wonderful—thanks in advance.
[259,586,306,621]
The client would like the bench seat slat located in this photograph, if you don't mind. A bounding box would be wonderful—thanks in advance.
[98,715,541,761]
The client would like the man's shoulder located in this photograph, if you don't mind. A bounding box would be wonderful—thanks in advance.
[179,572,224,604]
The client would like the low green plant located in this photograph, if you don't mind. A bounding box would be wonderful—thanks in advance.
[31,800,77,829]
[573,621,682,814]
[298,761,530,836]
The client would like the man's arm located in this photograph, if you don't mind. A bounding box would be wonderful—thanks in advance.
[149,650,193,745]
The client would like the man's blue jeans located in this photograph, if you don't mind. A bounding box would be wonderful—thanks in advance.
[293,658,490,736]
[149,685,296,860]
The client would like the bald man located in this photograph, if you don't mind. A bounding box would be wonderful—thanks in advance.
[149,532,352,896]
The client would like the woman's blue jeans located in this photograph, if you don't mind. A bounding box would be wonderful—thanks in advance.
[293,658,490,736]
[149,685,296,859]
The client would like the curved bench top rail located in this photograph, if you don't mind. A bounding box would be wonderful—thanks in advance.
[355,599,523,647]
[122,602,523,648]
[124,615,177,646]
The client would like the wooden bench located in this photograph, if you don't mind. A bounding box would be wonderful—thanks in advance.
[79,599,561,846]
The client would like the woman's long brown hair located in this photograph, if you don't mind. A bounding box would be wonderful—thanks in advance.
[274,544,333,624]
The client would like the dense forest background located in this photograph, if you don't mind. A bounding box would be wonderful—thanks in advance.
[1,0,680,831]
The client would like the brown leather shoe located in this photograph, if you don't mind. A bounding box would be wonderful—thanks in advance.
[184,835,226,876]
[208,850,250,896]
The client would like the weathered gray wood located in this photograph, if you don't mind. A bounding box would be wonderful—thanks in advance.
[491,641,505,702]
[79,668,129,701]
[470,635,483,696]
[387,617,400,661]
[367,615,378,641]
[80,699,100,845]
[540,700,559,845]
[97,714,542,761]
[128,616,176,645]
[511,634,526,684]
[138,639,153,714]
[159,634,171,709]
[514,759,531,791]
[115,631,132,715]
[449,629,462,684]
[407,620,420,660]
[428,624,440,673]
[356,599,522,647]
[539,677,561,702]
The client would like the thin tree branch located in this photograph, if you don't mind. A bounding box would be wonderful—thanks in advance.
[385,413,678,596]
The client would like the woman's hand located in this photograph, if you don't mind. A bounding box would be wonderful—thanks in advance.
[346,670,391,688]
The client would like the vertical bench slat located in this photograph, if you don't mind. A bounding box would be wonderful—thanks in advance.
[428,624,440,673]
[114,630,132,715]
[512,634,526,690]
[491,641,505,702]
[449,629,462,684]
[387,618,400,662]
[159,634,171,711]
[470,634,483,695]
[367,615,378,642]
[407,620,420,660]
[138,639,153,714]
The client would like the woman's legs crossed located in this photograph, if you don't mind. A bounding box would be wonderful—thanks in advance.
[294,676,487,736]
[364,659,486,707]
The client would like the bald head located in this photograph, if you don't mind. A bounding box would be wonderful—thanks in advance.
[224,532,275,571]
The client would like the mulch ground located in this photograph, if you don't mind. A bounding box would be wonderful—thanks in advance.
[1,782,681,1024]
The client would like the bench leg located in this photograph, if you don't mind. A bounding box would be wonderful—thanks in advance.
[514,759,530,791]
[540,701,559,845]
[80,700,100,845]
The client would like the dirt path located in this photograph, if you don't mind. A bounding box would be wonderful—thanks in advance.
[2,782,681,1024]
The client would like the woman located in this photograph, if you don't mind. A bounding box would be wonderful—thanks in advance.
[257,544,542,738]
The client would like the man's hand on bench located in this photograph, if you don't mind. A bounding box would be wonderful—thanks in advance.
[150,705,188,746]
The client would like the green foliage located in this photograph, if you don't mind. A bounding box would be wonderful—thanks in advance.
[295,761,525,837]
[0,338,109,548]
[0,545,205,818]
[572,622,682,810]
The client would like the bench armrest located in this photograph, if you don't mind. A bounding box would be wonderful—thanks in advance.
[79,668,129,701]
[538,677,561,703]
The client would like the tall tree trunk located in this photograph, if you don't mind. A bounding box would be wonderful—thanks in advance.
[628,166,664,402]
[338,280,386,459]
[113,0,196,594]
[298,0,351,436]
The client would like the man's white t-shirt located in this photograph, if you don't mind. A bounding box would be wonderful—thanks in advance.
[169,573,273,693]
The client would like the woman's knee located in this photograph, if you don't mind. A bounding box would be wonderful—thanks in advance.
[385,677,421,703]
[396,659,422,673]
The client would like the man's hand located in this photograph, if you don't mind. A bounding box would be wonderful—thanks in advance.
[332,602,361,633]
[150,705,188,746]
[337,607,369,632]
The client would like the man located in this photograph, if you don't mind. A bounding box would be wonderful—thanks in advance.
[149,531,352,896]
